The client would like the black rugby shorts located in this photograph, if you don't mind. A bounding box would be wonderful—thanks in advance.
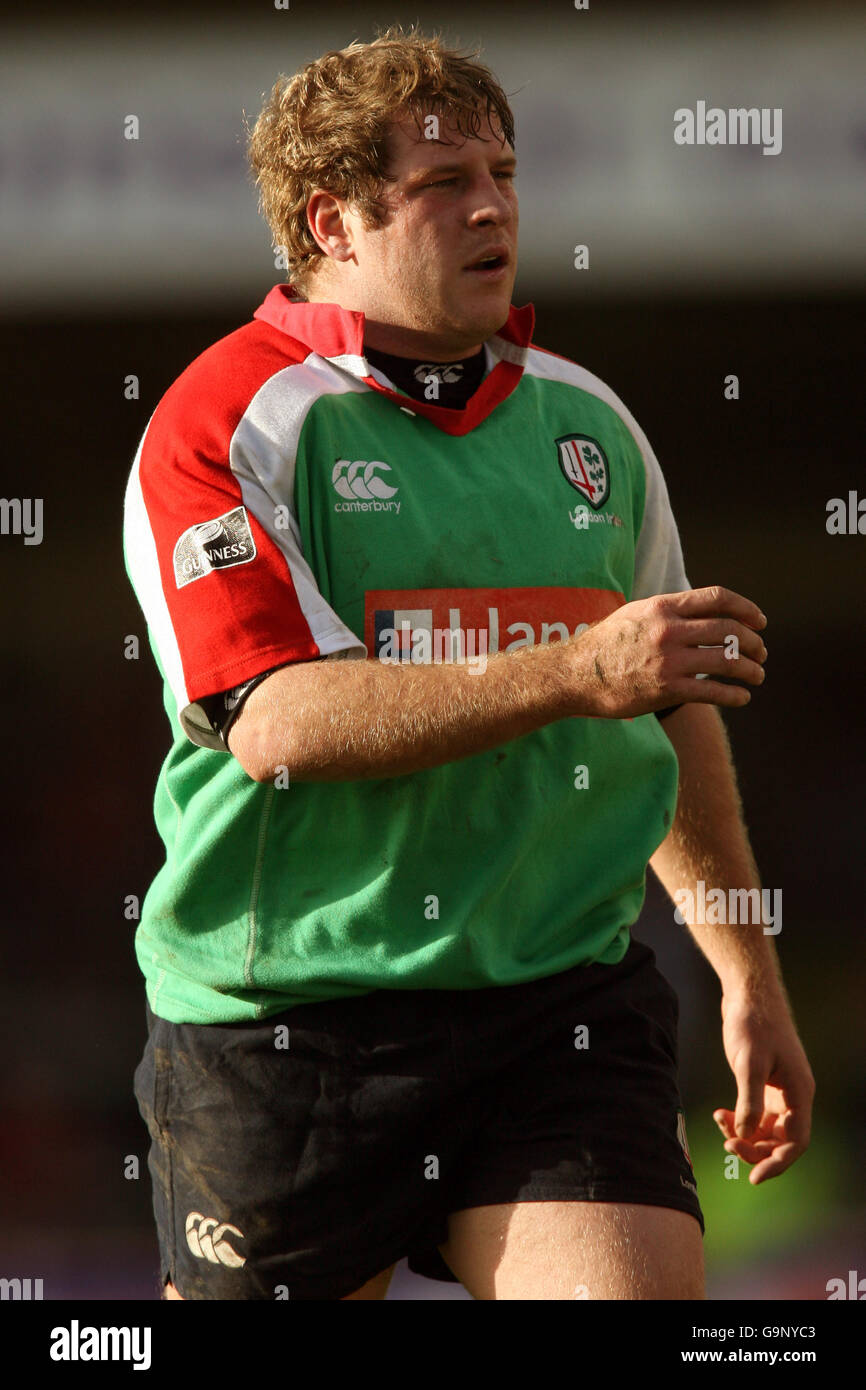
[133,937,703,1300]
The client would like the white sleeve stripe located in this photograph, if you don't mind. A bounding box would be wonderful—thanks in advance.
[123,422,191,719]
[228,355,368,658]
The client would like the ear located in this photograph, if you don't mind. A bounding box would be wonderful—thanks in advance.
[306,191,355,265]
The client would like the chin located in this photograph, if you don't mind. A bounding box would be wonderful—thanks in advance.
[455,294,512,339]
[473,305,513,340]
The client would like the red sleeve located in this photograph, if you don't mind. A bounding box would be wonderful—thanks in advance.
[124,320,365,749]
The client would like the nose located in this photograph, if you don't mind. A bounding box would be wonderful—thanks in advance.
[468,172,515,226]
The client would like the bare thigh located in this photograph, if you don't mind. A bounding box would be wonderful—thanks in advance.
[163,1263,396,1301]
[438,1201,705,1300]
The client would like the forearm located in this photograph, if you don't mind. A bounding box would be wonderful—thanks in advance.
[650,703,787,1000]
[229,585,769,784]
[231,638,585,782]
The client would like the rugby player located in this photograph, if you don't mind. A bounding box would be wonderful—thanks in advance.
[125,25,814,1300]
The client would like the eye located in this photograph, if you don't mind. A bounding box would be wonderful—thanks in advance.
[423,171,515,189]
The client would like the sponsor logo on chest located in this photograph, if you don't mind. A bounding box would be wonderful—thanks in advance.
[365,586,625,666]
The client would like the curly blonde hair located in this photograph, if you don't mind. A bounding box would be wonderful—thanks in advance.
[245,23,516,295]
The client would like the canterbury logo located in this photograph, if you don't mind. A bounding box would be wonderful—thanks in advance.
[412,361,463,385]
[332,459,398,501]
[185,1212,247,1268]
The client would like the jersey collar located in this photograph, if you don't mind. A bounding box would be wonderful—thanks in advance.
[253,283,535,437]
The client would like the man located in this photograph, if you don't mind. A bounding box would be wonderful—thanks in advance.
[124,25,814,1301]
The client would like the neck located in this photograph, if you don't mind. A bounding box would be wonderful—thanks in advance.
[365,340,483,361]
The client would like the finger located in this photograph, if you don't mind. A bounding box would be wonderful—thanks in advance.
[747,1143,802,1184]
[677,620,768,662]
[723,1138,778,1163]
[734,1062,765,1139]
[673,678,753,709]
[726,1106,791,1144]
[717,1115,781,1150]
[680,649,767,686]
[773,1076,815,1151]
[781,1106,812,1153]
[667,588,767,631]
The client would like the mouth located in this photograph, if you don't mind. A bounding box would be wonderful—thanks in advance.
[463,249,510,280]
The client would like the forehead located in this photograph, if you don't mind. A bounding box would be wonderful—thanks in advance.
[384,110,514,179]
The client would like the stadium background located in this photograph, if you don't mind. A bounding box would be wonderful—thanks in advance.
[1,0,863,1300]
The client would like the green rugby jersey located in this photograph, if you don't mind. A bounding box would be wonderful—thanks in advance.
[123,285,689,1024]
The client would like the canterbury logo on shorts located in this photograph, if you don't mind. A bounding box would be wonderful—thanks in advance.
[185,1212,247,1267]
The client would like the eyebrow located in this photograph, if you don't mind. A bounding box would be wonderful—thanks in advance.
[405,154,517,185]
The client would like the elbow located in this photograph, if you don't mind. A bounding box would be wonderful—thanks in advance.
[228,714,294,785]
[249,758,278,786]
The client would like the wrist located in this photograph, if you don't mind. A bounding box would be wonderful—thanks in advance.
[717,959,788,1005]
[562,630,606,718]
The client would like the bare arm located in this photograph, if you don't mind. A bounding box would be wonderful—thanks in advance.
[230,637,577,781]
[228,585,767,782]
[649,702,784,996]
[650,702,815,1181]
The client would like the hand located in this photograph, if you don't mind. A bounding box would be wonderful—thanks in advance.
[569,585,768,719]
[713,989,815,1184]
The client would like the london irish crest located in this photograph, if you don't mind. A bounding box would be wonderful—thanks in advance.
[556,434,610,510]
